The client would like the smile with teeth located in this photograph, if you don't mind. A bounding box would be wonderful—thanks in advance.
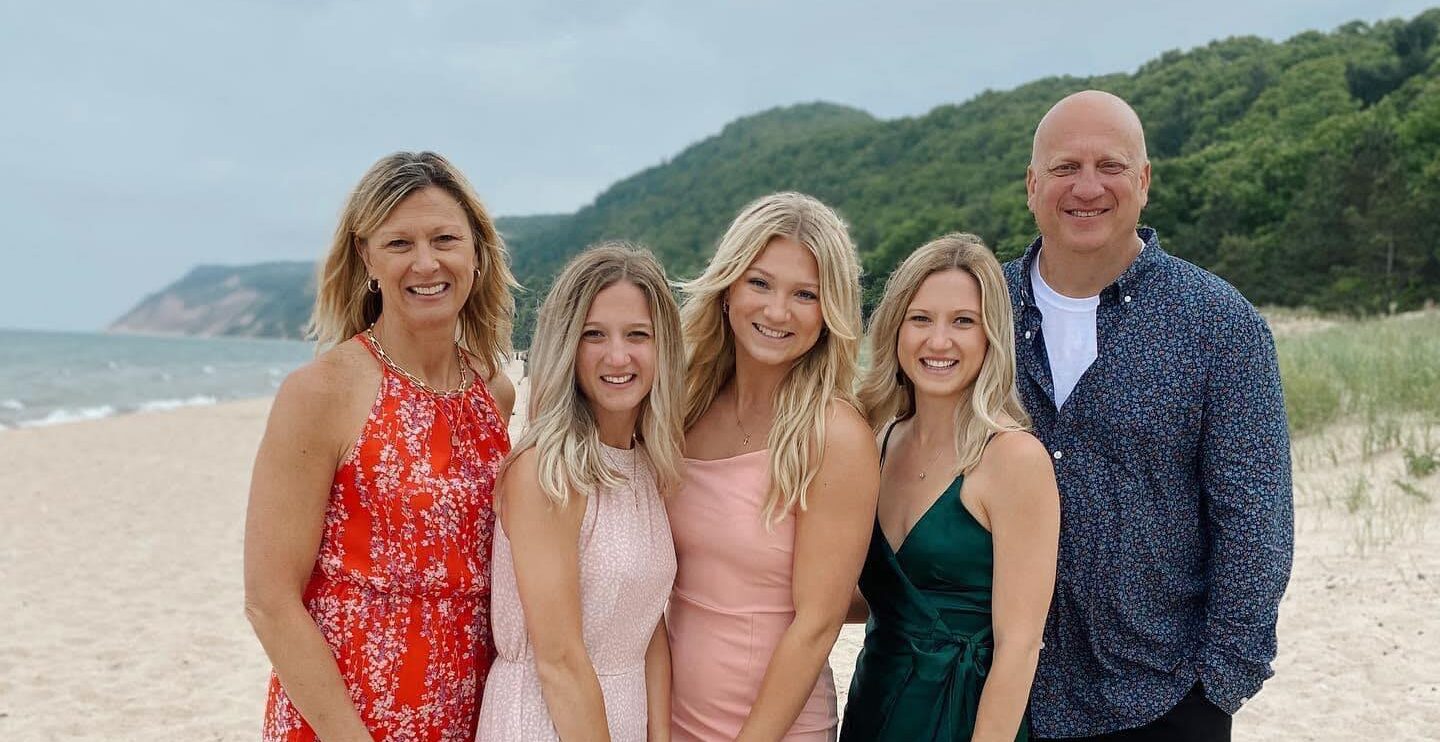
[407,283,449,296]
[920,358,959,370]
[1066,208,1108,218]
[754,323,793,339]
[601,374,636,385]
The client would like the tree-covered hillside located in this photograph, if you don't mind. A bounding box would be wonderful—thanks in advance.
[112,10,1440,345]
[506,10,1440,346]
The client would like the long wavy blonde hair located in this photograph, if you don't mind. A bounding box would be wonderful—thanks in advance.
[857,233,1030,475]
[308,151,516,376]
[509,243,685,507]
[681,192,863,527]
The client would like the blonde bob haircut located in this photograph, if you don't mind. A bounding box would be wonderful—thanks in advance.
[509,242,685,507]
[308,151,516,376]
[681,192,863,527]
[857,233,1030,476]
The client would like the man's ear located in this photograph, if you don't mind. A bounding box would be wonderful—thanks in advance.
[1138,161,1152,211]
[1025,165,1038,212]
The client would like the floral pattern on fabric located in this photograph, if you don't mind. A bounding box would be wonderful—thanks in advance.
[263,334,509,742]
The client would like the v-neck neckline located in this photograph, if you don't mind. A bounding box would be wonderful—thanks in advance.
[879,476,961,556]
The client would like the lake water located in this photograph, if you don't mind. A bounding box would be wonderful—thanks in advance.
[0,329,314,429]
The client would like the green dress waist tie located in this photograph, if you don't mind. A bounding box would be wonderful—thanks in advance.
[839,470,1027,742]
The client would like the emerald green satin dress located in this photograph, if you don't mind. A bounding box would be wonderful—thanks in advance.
[839,473,1027,741]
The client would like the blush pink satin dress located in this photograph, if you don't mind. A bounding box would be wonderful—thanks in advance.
[667,449,838,741]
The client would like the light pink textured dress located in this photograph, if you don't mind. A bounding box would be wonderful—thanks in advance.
[478,444,676,740]
[667,449,839,741]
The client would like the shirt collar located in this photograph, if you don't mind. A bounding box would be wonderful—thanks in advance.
[1018,226,1163,308]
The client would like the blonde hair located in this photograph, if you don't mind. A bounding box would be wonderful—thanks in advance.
[510,243,685,507]
[680,192,863,527]
[857,233,1030,475]
[309,151,516,376]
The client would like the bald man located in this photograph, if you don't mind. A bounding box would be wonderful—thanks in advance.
[1002,91,1293,741]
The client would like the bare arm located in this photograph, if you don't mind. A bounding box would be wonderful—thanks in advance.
[970,432,1059,742]
[644,617,672,742]
[501,449,611,741]
[243,362,375,742]
[844,588,870,624]
[736,403,880,741]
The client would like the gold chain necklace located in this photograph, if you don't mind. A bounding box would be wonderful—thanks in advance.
[365,325,472,396]
[915,445,946,481]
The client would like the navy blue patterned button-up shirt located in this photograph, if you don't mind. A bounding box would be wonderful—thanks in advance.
[1005,228,1293,738]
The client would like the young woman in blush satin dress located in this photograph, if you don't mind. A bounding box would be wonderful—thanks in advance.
[840,234,1059,742]
[244,152,517,742]
[668,192,880,741]
[478,244,685,741]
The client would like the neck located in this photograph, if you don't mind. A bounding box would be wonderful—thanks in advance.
[730,350,788,417]
[593,407,638,449]
[371,314,460,387]
[1037,232,1145,298]
[909,390,965,448]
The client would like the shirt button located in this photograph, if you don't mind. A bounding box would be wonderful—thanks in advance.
[1024,330,1032,339]
[1123,295,1133,303]
[1240,696,1250,705]
[1053,450,1063,460]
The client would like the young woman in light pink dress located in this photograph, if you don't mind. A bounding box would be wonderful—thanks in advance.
[478,243,686,741]
[668,193,880,741]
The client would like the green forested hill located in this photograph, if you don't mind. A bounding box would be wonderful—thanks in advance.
[113,10,1440,344]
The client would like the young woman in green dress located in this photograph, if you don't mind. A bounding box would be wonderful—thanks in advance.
[841,233,1060,741]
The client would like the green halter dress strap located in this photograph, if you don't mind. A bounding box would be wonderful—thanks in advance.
[839,423,1026,742]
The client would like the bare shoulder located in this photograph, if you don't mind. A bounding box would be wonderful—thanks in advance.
[982,429,1051,468]
[274,341,372,412]
[268,340,379,454]
[973,430,1058,513]
[824,398,876,456]
[485,363,517,419]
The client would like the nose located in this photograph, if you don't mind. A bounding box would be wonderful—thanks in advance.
[925,324,951,351]
[763,294,790,323]
[605,337,630,367]
[1072,166,1105,200]
[412,242,441,273]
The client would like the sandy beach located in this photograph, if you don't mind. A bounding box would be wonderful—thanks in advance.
[1,359,1436,740]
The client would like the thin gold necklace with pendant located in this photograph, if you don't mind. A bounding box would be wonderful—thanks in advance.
[916,444,946,481]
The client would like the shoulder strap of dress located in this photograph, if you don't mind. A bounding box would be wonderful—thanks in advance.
[879,419,899,468]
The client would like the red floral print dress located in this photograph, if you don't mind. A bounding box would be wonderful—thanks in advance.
[263,334,509,741]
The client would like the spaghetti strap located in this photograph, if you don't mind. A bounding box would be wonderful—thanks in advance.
[879,420,900,469]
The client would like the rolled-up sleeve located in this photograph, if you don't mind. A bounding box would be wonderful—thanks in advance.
[1196,308,1294,713]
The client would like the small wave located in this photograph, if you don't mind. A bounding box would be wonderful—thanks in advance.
[202,365,216,375]
[137,395,220,413]
[19,405,118,428]
[1,398,24,411]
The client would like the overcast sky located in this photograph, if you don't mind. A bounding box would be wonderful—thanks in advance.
[3,0,1433,331]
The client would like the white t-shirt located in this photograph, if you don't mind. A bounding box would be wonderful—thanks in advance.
[1030,256,1099,409]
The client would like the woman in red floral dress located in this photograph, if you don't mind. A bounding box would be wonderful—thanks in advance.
[244,151,517,741]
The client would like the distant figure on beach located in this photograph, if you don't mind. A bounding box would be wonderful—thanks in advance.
[1006,91,1293,742]
[478,244,685,739]
[667,192,879,740]
[841,234,1059,741]
[244,151,517,741]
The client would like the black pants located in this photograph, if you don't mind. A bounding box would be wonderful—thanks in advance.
[1035,683,1232,742]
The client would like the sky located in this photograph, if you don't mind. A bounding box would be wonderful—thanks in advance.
[2,0,1435,331]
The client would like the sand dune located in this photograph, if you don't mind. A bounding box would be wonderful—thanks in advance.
[0,361,1435,739]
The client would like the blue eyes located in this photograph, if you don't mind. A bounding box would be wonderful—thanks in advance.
[747,277,817,301]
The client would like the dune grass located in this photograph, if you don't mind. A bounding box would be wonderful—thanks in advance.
[1274,310,1440,437]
